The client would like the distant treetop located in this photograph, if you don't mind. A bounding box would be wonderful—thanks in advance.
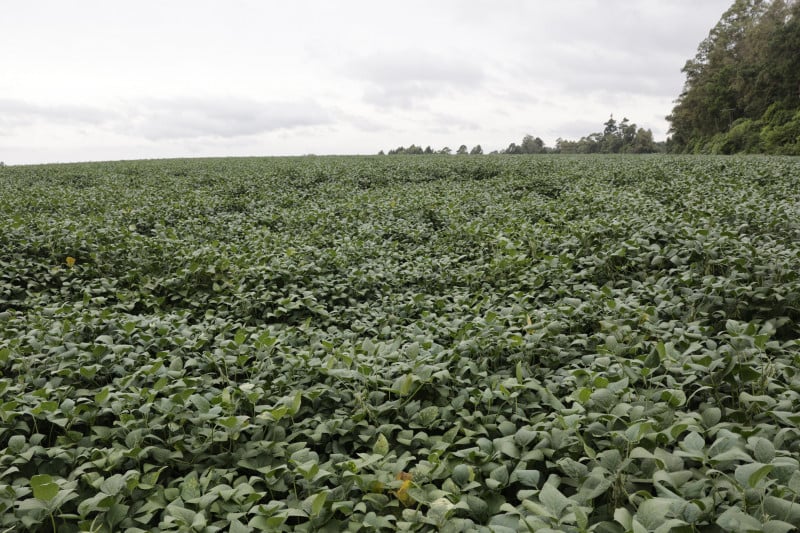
[379,116,661,155]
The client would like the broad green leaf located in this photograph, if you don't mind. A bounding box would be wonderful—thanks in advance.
[417,406,438,426]
[753,438,776,464]
[763,520,797,533]
[539,481,571,517]
[681,432,705,453]
[106,503,129,527]
[716,506,763,532]
[701,407,722,427]
[373,433,389,456]
[100,474,126,496]
[512,469,540,488]
[398,374,414,396]
[764,496,800,527]
[31,474,59,502]
[635,497,677,531]
[8,434,25,453]
[452,464,473,486]
[288,391,302,415]
[311,491,327,516]
[734,462,773,489]
[489,465,509,488]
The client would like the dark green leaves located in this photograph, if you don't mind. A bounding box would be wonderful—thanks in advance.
[1,155,799,531]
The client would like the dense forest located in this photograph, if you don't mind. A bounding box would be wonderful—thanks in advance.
[667,0,800,154]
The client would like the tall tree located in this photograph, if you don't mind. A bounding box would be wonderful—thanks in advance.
[667,0,800,153]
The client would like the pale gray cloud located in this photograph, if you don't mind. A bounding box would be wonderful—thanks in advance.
[0,98,114,131]
[349,52,487,108]
[531,45,683,98]
[122,98,332,140]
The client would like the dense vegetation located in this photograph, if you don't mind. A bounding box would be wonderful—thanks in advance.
[1,155,800,532]
[667,0,800,154]
[382,117,659,157]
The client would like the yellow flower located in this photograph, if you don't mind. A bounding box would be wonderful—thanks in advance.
[65,256,76,268]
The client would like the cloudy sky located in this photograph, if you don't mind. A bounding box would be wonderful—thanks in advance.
[2,0,732,164]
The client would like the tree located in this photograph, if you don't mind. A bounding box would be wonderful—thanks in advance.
[603,115,618,136]
[620,118,636,145]
[629,128,657,153]
[667,0,800,153]
[424,146,434,154]
[520,134,546,154]
[456,145,468,155]
[439,147,452,155]
[469,144,483,155]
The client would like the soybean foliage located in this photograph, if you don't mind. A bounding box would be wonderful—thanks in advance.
[1,155,799,532]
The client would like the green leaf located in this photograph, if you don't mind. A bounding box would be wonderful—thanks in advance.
[635,497,677,531]
[701,407,722,427]
[417,405,438,426]
[710,448,753,464]
[764,496,800,527]
[576,387,592,404]
[514,428,537,447]
[16,498,49,512]
[753,438,776,464]
[373,433,389,456]
[230,519,251,533]
[180,471,201,501]
[716,506,763,532]
[398,374,413,396]
[8,434,25,453]
[249,515,284,531]
[682,432,705,453]
[168,504,197,525]
[734,463,773,489]
[614,507,634,529]
[539,481,571,517]
[512,469,541,488]
[310,491,327,516]
[763,520,797,533]
[288,391,302,416]
[106,502,129,527]
[452,464,473,486]
[100,474,126,496]
[31,474,59,502]
[94,387,110,404]
[577,471,613,502]
[494,436,520,459]
[489,465,509,487]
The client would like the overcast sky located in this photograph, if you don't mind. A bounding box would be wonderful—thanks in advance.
[1,0,732,164]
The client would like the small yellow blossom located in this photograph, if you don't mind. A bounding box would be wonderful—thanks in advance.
[65,256,76,268]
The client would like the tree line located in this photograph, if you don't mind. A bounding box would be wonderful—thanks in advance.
[667,0,800,154]
[379,116,660,156]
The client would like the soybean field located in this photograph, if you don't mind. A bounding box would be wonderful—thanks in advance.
[1,155,800,532]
